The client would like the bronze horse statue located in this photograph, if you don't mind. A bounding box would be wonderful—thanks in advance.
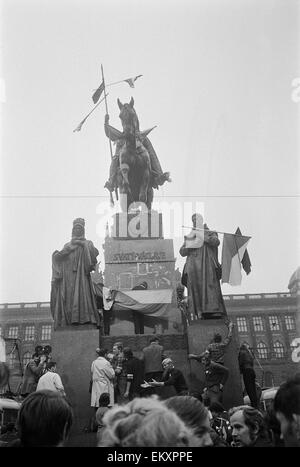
[104,97,170,212]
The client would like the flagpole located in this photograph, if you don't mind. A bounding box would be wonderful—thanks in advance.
[101,64,119,202]
[182,226,251,238]
[73,94,108,132]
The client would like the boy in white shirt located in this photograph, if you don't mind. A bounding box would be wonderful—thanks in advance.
[36,361,65,396]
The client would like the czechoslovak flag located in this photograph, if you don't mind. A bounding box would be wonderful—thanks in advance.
[221,231,251,286]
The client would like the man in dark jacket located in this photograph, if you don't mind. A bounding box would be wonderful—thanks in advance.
[149,358,188,395]
[20,353,46,397]
[238,343,258,408]
[188,351,229,404]
[142,337,165,382]
[123,347,144,401]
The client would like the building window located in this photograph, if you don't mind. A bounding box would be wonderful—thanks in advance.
[8,326,18,339]
[41,325,52,341]
[285,315,296,331]
[269,315,280,331]
[22,352,31,369]
[24,326,35,341]
[257,342,268,359]
[237,317,248,333]
[253,317,264,332]
[8,351,16,369]
[273,341,285,359]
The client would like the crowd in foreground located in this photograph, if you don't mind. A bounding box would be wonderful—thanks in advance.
[0,376,300,447]
[0,368,299,447]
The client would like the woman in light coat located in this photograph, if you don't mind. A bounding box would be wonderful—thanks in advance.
[91,348,115,408]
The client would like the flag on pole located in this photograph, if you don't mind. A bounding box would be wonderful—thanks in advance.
[124,74,143,88]
[235,227,251,274]
[73,94,107,132]
[221,231,251,286]
[73,115,89,132]
[92,81,104,104]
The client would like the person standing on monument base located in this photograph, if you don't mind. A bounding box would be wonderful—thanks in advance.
[238,343,259,408]
[50,218,99,328]
[142,336,165,383]
[180,213,226,319]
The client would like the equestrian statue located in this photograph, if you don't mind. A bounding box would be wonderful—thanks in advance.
[104,97,170,212]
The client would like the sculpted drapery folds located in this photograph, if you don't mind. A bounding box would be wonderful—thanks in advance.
[179,213,227,319]
[50,218,99,328]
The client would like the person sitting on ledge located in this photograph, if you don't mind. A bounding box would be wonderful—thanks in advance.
[148,358,188,396]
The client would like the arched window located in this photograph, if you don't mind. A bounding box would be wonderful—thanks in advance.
[8,351,16,369]
[22,352,31,369]
[273,341,285,359]
[257,342,268,359]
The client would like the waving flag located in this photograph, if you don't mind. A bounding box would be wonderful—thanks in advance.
[92,81,104,104]
[235,227,251,275]
[221,231,251,286]
[124,74,143,88]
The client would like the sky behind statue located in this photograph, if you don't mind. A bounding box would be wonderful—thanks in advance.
[0,0,299,303]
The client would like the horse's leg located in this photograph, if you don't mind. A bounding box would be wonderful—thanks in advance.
[146,187,153,211]
[120,162,131,196]
[139,165,150,205]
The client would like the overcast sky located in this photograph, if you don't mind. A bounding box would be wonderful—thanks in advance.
[0,0,299,303]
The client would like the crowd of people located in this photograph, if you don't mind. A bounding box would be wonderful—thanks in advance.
[0,337,299,448]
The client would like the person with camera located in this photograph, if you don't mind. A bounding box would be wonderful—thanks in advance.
[20,353,47,398]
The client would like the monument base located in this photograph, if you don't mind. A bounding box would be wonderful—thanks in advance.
[187,318,243,409]
[52,326,100,432]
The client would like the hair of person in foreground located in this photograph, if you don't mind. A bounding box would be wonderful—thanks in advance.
[16,390,73,447]
[98,396,196,447]
[164,395,213,447]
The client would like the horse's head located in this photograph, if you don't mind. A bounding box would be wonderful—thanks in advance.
[117,97,140,140]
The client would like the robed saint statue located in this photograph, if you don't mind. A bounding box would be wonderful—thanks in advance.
[179,213,227,319]
[50,218,100,328]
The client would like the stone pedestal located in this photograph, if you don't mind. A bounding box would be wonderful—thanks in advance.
[52,326,99,432]
[103,209,179,334]
[187,319,243,409]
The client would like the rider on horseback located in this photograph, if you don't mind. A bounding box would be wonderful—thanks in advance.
[104,98,170,202]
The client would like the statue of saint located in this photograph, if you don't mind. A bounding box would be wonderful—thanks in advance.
[104,98,170,211]
[179,213,227,319]
[50,218,99,328]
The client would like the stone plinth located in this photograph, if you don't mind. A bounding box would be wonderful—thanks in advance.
[52,326,99,432]
[187,319,243,409]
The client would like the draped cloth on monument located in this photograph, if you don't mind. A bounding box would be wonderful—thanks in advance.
[179,229,226,318]
[51,241,100,328]
[92,282,172,318]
